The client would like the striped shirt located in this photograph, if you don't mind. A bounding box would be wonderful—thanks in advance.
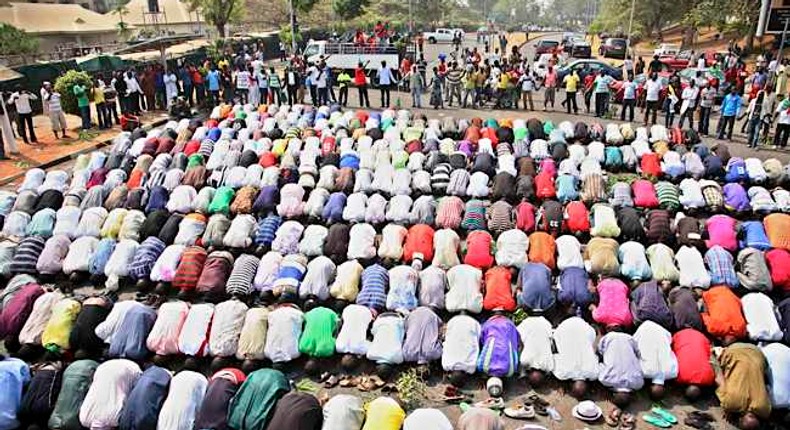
[226,254,261,296]
[173,246,208,291]
[431,163,452,193]
[461,199,488,231]
[704,246,739,288]
[487,200,514,233]
[447,169,470,196]
[436,196,464,229]
[358,264,389,311]
[254,215,282,247]
[9,236,46,274]
[581,173,606,203]
[655,181,680,211]
[128,236,166,280]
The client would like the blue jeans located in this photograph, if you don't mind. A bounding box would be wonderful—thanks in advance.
[79,105,91,130]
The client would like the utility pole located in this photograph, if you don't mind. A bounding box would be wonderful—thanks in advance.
[624,0,636,75]
[289,0,297,54]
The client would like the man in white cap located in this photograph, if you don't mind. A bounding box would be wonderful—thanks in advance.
[40,82,69,140]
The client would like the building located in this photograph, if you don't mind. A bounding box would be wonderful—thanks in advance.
[0,2,127,56]
[1,0,111,13]
[117,0,204,36]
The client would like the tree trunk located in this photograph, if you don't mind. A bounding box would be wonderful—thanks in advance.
[682,26,695,50]
[216,22,226,38]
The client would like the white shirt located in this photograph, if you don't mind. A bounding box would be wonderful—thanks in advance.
[646,243,680,282]
[552,316,600,381]
[761,343,790,408]
[209,299,248,357]
[343,193,368,223]
[433,228,461,269]
[517,316,554,372]
[377,66,395,86]
[386,195,413,224]
[403,409,453,430]
[347,223,377,260]
[335,304,373,355]
[378,224,407,260]
[146,300,189,355]
[495,229,529,268]
[441,314,480,374]
[79,359,142,430]
[298,225,328,257]
[157,371,207,430]
[300,256,336,300]
[645,79,662,102]
[445,264,483,313]
[675,245,710,288]
[555,235,584,270]
[742,292,784,341]
[633,321,678,385]
[322,395,365,430]
[178,303,214,356]
[264,305,304,363]
[366,313,405,364]
[236,70,251,89]
[8,92,37,114]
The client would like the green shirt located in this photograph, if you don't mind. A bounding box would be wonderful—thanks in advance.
[337,72,352,88]
[298,306,338,358]
[73,84,89,108]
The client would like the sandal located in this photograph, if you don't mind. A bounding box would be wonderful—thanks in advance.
[606,408,622,427]
[369,375,386,388]
[642,413,672,428]
[357,377,377,392]
[650,406,677,425]
[688,411,714,422]
[533,403,548,416]
[323,374,339,388]
[619,412,636,430]
[684,416,713,430]
[339,376,358,387]
[526,391,550,408]
[504,404,536,420]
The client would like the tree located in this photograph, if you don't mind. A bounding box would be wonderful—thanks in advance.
[0,24,39,58]
[53,70,93,115]
[333,0,368,20]
[112,4,132,39]
[188,0,243,37]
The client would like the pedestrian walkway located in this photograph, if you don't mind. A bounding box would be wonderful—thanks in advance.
[0,111,168,186]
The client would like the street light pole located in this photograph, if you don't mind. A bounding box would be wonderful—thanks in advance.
[289,0,297,54]
[409,0,413,34]
[624,0,636,76]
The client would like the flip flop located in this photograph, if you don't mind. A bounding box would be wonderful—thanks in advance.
[619,412,636,430]
[642,413,672,428]
[339,376,358,387]
[651,406,677,425]
[606,408,622,427]
[688,411,714,422]
[369,375,386,388]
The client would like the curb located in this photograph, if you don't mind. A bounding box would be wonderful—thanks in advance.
[0,117,171,187]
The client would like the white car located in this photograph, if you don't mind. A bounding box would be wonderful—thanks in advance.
[653,43,681,57]
[423,28,457,43]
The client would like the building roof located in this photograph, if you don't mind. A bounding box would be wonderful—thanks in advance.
[0,2,124,35]
[119,0,199,26]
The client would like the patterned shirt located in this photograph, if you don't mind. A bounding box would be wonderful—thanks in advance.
[358,264,389,311]
[704,246,739,288]
[655,181,680,211]
[461,199,488,231]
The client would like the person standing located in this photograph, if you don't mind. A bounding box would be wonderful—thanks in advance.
[377,60,395,108]
[462,65,476,108]
[593,71,612,118]
[678,79,699,129]
[543,66,557,111]
[717,87,742,140]
[745,89,765,148]
[7,86,38,144]
[408,65,424,108]
[164,69,179,108]
[92,79,108,129]
[774,95,790,148]
[206,65,221,106]
[306,62,318,104]
[72,82,91,130]
[337,69,352,106]
[644,73,662,125]
[623,55,634,80]
[635,57,645,75]
[154,66,166,109]
[41,82,69,139]
[0,92,18,159]
[648,55,663,74]
[562,69,580,114]
[429,66,444,109]
[620,75,636,122]
[354,62,370,108]
[234,66,250,104]
[124,70,142,114]
[104,79,119,126]
[268,67,284,105]
[698,82,716,135]
[445,62,463,107]
[179,65,193,106]
[113,71,129,114]
[191,65,205,106]
[221,66,234,103]
[248,66,260,106]
[285,66,299,105]
[518,67,536,111]
[315,63,328,106]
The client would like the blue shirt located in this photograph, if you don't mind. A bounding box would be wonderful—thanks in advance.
[255,215,282,247]
[358,264,389,311]
[622,81,637,100]
[722,93,742,117]
[740,221,772,250]
[704,246,739,287]
[207,70,221,91]
[0,358,30,430]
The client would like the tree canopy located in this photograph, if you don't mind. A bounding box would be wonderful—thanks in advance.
[189,0,243,37]
[0,23,39,57]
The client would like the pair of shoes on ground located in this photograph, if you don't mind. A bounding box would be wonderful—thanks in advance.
[606,407,636,430]
[642,407,679,428]
[683,411,714,429]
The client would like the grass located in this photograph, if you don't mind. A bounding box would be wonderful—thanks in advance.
[394,368,427,410]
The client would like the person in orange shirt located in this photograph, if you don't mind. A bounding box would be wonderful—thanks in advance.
[700,285,747,343]
[483,266,517,312]
[353,61,371,108]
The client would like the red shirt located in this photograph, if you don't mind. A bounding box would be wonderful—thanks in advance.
[564,201,590,233]
[700,286,747,339]
[464,231,494,270]
[672,328,715,386]
[354,67,367,86]
[403,224,434,262]
[483,266,516,311]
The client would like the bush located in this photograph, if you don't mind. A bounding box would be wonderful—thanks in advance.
[54,70,93,115]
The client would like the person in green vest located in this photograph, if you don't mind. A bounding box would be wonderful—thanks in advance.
[72,82,91,130]
[298,304,339,376]
[336,69,352,107]
[268,67,283,105]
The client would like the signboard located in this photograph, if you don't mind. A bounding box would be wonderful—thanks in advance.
[767,0,790,33]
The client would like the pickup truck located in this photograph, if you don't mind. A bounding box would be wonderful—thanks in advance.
[423,28,459,44]
[304,40,401,72]
[653,43,681,57]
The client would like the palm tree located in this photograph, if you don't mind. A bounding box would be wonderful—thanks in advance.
[112,2,131,39]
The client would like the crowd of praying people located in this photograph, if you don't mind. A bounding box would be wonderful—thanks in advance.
[2,102,790,429]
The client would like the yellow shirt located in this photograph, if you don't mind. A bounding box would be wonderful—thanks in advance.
[361,397,405,430]
[498,73,509,90]
[564,74,580,92]
[93,88,105,104]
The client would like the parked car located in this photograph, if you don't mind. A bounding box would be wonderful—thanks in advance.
[570,40,592,58]
[653,43,681,57]
[533,39,560,61]
[561,33,584,52]
[556,59,623,81]
[599,37,627,59]
[423,28,455,43]
[659,50,694,71]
